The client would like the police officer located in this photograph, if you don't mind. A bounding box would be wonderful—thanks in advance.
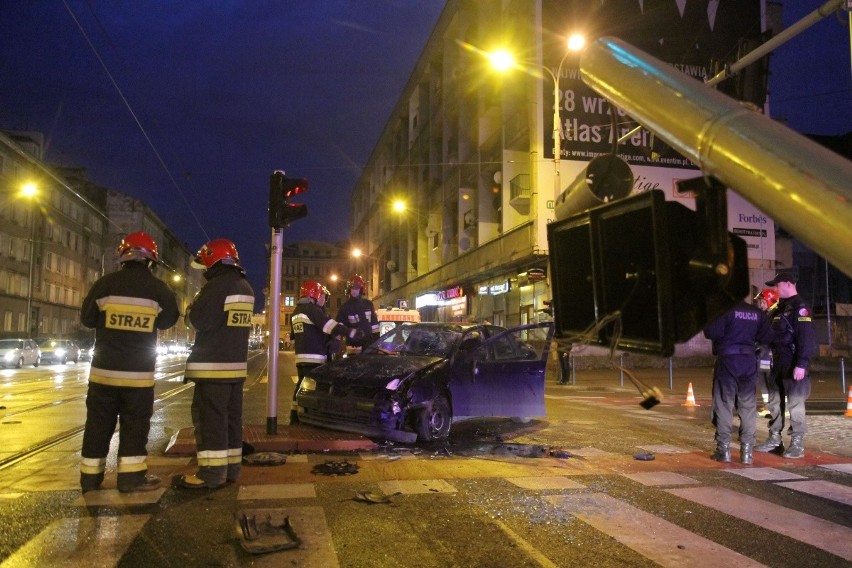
[80,232,179,493]
[755,269,817,458]
[179,239,254,489]
[336,274,379,350]
[703,298,772,464]
[291,280,361,424]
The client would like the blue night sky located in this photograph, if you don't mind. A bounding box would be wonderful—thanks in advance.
[0,1,849,302]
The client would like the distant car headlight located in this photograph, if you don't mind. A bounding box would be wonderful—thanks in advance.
[156,345,168,355]
[55,348,66,357]
[385,378,401,391]
[300,378,316,392]
[3,353,13,362]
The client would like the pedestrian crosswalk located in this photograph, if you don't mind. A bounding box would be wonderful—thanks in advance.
[1,451,851,567]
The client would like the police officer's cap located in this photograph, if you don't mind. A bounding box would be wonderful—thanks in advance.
[765,269,798,286]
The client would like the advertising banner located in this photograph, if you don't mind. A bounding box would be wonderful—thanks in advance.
[542,0,763,168]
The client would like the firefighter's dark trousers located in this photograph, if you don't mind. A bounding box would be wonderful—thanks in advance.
[191,380,244,486]
[80,382,154,491]
[711,354,758,445]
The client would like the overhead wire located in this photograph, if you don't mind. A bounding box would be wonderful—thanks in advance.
[61,0,209,242]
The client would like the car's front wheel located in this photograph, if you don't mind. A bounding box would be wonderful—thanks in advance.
[33,356,40,368]
[416,394,452,442]
[16,357,24,369]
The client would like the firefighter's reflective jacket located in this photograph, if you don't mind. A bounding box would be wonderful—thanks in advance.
[81,261,180,387]
[292,298,348,365]
[185,264,255,381]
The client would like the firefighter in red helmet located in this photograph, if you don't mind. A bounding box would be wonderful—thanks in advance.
[290,279,362,424]
[179,238,254,489]
[336,274,379,350]
[80,232,180,493]
[753,288,781,416]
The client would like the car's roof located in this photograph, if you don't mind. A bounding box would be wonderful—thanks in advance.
[400,322,488,332]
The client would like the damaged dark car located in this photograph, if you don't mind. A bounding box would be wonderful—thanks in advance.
[295,322,553,443]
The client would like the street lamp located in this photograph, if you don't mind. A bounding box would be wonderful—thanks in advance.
[20,182,39,338]
[488,34,585,193]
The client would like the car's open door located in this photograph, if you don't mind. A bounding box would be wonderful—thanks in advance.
[450,322,553,418]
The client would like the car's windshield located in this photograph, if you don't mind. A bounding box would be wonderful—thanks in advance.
[0,340,22,349]
[365,325,462,357]
[37,339,60,347]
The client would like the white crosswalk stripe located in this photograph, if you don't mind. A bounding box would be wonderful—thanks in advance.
[666,486,852,562]
[775,479,852,507]
[544,492,767,567]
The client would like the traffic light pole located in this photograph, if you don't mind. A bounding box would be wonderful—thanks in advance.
[266,227,284,435]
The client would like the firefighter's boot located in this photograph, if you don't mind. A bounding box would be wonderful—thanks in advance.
[740,442,753,465]
[710,442,731,463]
[755,431,783,453]
[783,434,805,459]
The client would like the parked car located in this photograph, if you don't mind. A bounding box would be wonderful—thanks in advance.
[37,338,81,364]
[295,321,553,443]
[0,338,41,368]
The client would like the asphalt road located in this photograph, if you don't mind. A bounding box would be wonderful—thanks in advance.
[0,352,850,567]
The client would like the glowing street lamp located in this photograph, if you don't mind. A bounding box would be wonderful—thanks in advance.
[20,181,39,337]
[488,34,585,191]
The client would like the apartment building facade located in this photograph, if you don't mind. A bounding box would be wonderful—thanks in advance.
[350,0,772,330]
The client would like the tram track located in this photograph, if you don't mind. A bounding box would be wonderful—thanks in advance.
[0,352,269,472]
[0,375,195,472]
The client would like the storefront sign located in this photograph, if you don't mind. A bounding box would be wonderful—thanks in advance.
[436,286,463,301]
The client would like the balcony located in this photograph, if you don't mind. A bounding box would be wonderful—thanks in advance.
[509,174,530,210]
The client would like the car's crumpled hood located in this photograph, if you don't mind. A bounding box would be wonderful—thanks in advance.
[309,354,444,389]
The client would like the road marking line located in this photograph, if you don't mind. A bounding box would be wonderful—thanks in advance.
[377,479,456,494]
[506,476,586,490]
[545,493,765,567]
[238,483,316,500]
[820,463,852,474]
[622,471,700,486]
[666,486,852,562]
[721,467,807,481]
[491,518,559,568]
[73,488,165,507]
[1,514,149,567]
[775,479,852,507]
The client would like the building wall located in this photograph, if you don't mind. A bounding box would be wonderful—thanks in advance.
[350,0,781,356]
[0,132,106,340]
[269,241,352,344]
[0,130,200,344]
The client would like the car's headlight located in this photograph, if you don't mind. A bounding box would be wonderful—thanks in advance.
[55,348,66,356]
[3,353,13,361]
[385,378,401,391]
[300,378,316,392]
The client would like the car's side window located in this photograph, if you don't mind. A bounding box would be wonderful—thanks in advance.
[492,336,518,361]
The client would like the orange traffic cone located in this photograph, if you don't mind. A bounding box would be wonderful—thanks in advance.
[844,386,852,417]
[682,382,700,407]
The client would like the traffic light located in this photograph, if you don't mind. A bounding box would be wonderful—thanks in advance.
[547,177,749,356]
[268,171,309,229]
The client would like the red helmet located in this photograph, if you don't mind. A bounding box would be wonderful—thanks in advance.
[346,274,366,297]
[754,288,779,308]
[117,232,159,263]
[193,239,240,269]
[300,280,324,301]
